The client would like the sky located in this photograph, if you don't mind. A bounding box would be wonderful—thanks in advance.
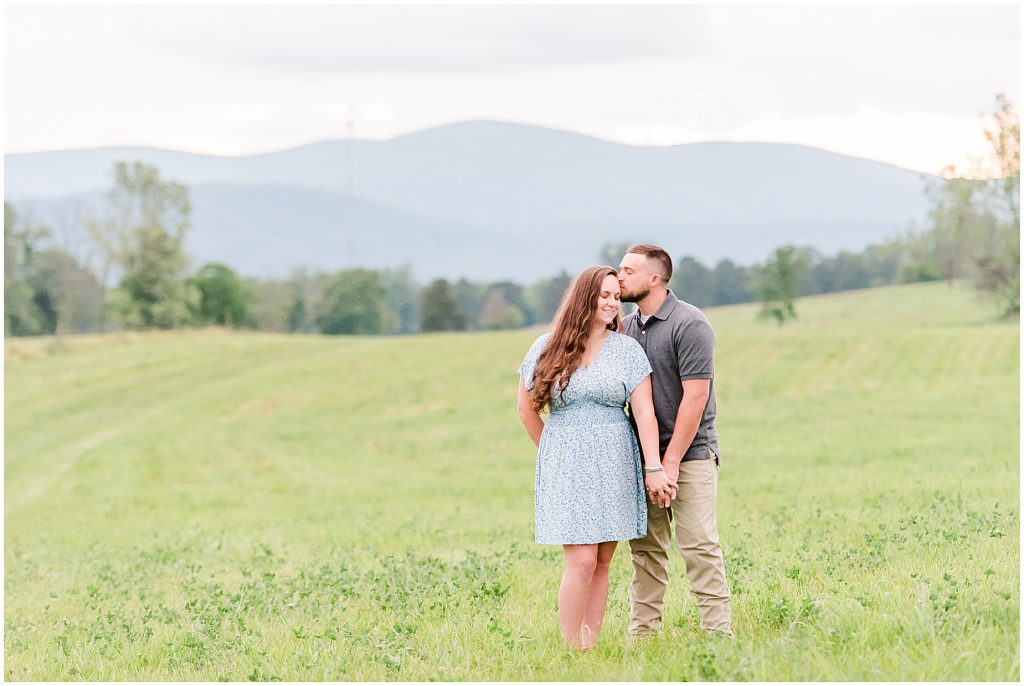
[4,3,1020,176]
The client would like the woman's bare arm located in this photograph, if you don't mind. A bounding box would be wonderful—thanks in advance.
[517,377,544,447]
[630,377,677,505]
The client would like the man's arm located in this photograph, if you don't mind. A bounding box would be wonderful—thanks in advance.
[662,318,715,483]
[661,378,710,482]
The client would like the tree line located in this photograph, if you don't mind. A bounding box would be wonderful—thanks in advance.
[4,170,578,337]
[5,97,1018,338]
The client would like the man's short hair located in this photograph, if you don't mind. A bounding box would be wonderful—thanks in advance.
[626,244,673,284]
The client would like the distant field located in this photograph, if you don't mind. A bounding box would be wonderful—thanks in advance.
[4,281,1019,680]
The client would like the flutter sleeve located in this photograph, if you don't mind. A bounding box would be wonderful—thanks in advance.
[621,335,653,395]
[518,333,551,391]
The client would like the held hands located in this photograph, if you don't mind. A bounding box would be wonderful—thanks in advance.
[644,470,677,508]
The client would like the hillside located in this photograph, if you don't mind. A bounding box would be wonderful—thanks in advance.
[5,121,931,281]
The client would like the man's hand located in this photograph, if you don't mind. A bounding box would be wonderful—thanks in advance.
[645,471,677,507]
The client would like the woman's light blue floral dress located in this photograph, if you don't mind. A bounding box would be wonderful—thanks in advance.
[519,331,653,545]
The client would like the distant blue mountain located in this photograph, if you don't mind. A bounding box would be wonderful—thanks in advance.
[4,121,932,281]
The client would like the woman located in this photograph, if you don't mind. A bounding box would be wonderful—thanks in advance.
[517,266,675,651]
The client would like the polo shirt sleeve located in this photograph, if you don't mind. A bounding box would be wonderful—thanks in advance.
[518,333,551,391]
[675,319,715,380]
[621,336,653,395]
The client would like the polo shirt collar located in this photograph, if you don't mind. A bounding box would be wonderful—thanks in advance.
[630,286,679,325]
[634,289,679,324]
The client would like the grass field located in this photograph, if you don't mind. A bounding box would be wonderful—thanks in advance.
[4,281,1019,680]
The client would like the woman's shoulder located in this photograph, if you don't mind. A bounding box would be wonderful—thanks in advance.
[520,332,552,378]
[526,331,552,355]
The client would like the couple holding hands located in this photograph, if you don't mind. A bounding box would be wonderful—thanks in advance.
[517,244,732,650]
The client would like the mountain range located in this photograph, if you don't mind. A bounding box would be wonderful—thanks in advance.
[4,121,933,282]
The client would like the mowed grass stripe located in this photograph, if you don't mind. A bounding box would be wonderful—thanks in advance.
[5,337,368,513]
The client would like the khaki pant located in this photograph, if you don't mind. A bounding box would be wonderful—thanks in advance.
[628,454,732,635]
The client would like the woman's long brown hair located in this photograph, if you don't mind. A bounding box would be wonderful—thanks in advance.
[530,266,621,413]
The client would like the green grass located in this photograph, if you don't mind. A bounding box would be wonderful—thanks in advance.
[4,281,1019,680]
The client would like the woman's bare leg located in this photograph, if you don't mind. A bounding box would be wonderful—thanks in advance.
[558,544,598,649]
[580,540,618,648]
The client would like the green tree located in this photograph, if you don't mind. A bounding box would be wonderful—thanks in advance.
[974,94,1020,316]
[862,238,906,287]
[798,247,830,295]
[4,203,48,336]
[985,93,1020,229]
[599,242,632,267]
[4,203,106,337]
[709,259,753,305]
[526,270,572,324]
[485,281,533,325]
[754,245,807,325]
[925,167,979,286]
[480,289,525,330]
[285,266,319,334]
[94,162,194,329]
[189,262,251,327]
[28,248,106,335]
[314,269,389,335]
[917,94,1020,316]
[421,279,466,332]
[675,256,713,307]
[450,279,484,330]
[286,297,309,333]
[244,277,291,332]
[897,229,944,284]
[380,265,421,334]
[832,251,871,292]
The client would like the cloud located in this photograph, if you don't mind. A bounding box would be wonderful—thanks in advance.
[702,5,1019,120]
[120,4,714,74]
[3,3,1018,173]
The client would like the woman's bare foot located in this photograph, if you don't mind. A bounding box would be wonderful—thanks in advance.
[578,624,596,652]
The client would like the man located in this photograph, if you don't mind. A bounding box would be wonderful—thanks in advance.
[618,243,733,638]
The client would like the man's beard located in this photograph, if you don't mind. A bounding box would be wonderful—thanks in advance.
[620,286,649,303]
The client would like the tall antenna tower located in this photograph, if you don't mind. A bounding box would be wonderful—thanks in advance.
[344,106,355,267]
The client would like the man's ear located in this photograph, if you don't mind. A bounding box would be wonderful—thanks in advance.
[650,273,661,288]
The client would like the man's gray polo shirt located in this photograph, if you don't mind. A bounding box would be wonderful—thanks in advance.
[624,290,720,462]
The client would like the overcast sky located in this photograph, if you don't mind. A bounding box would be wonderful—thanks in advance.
[4,3,1020,175]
